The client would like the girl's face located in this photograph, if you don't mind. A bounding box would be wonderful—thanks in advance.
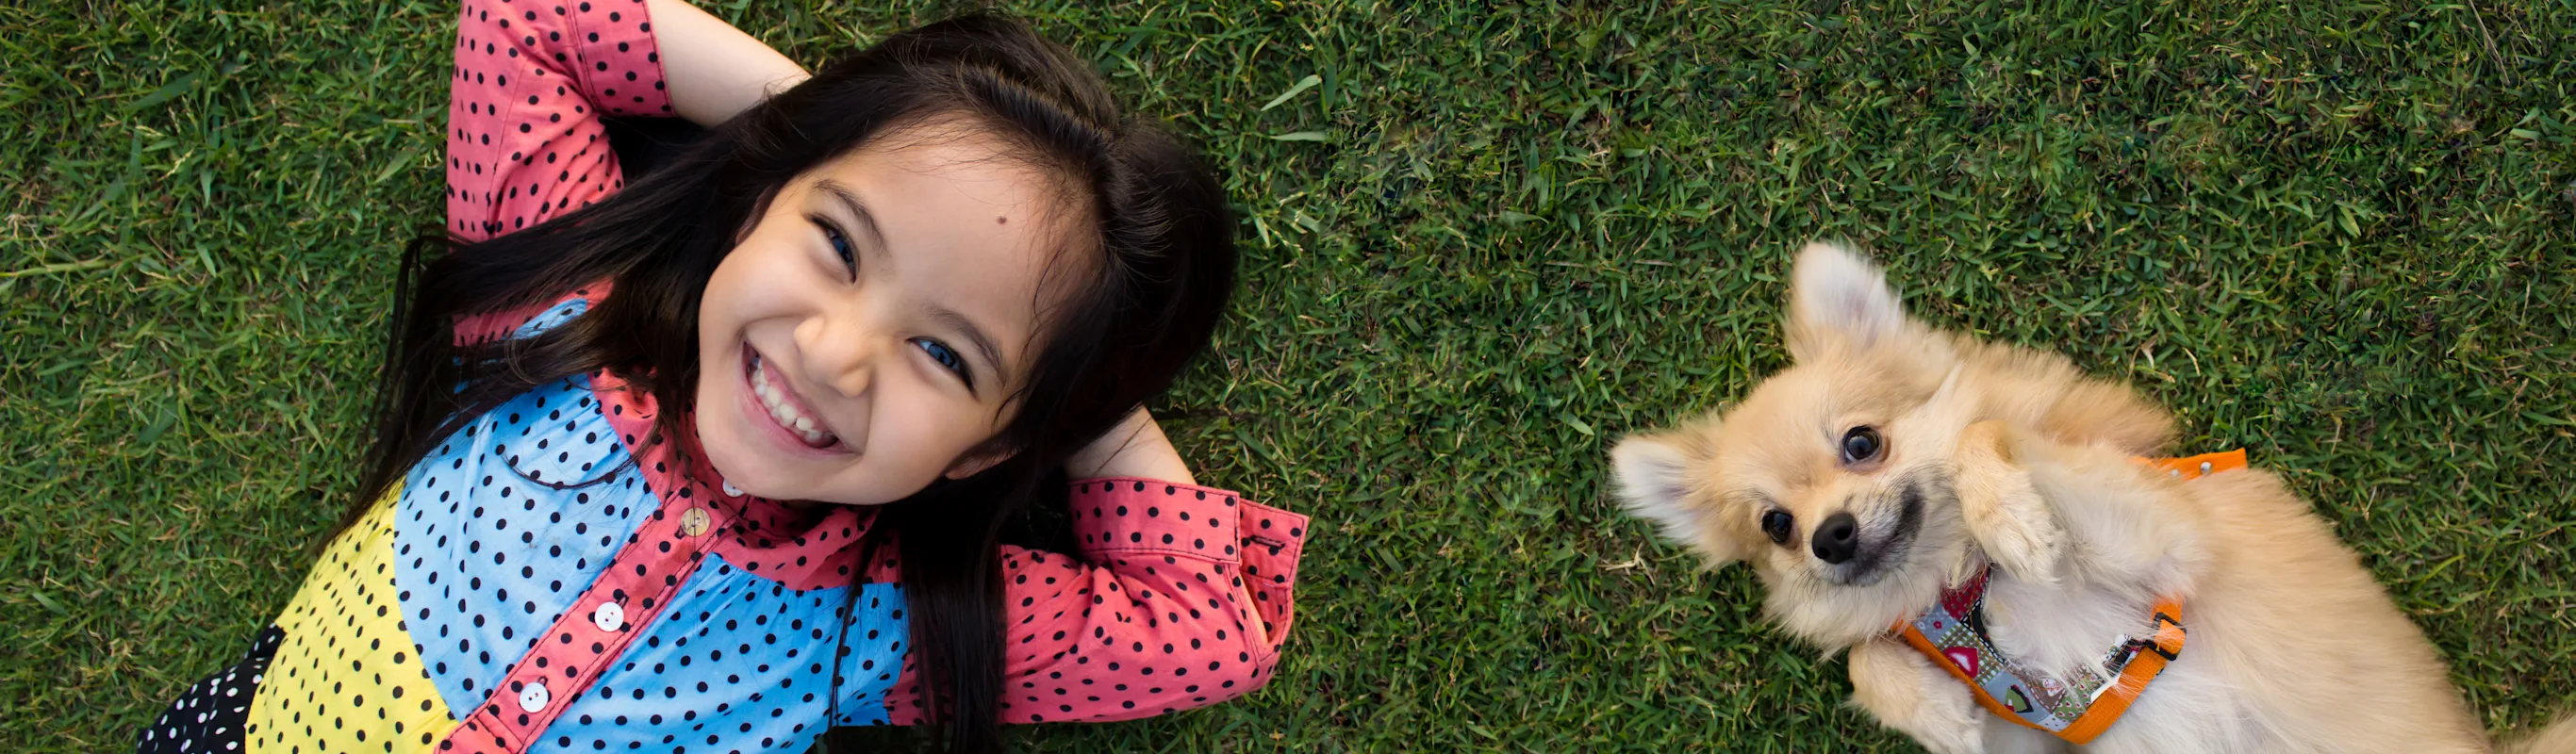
[694,124,1086,505]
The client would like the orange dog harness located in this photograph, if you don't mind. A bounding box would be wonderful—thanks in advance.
[1891,450,2246,744]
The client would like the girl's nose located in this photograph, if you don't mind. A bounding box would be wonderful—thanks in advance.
[796,314,884,398]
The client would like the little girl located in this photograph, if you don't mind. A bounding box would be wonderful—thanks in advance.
[135,1,1307,752]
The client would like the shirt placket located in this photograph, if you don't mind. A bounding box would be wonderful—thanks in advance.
[438,436,726,751]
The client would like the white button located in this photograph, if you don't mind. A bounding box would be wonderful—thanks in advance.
[518,681,550,713]
[721,480,743,497]
[2199,461,2214,475]
[593,602,625,632]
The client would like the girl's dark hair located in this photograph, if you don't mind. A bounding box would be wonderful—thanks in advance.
[350,15,1234,753]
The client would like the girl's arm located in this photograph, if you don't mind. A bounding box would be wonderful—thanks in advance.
[881,480,1310,724]
[640,0,808,126]
[445,0,671,241]
[444,0,801,243]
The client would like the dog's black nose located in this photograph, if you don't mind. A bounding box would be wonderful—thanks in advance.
[1812,512,1859,565]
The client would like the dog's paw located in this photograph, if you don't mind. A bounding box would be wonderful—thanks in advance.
[1848,638,1983,754]
[1955,422,2067,585]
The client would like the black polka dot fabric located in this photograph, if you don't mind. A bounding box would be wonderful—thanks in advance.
[134,626,279,753]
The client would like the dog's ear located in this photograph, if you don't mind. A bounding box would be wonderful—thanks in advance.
[1610,424,1744,566]
[1787,241,1907,363]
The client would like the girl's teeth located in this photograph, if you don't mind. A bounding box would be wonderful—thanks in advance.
[750,349,836,448]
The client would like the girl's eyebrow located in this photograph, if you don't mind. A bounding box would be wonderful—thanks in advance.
[814,179,887,255]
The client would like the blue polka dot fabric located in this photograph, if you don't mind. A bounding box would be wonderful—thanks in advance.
[397,371,651,716]
[509,297,590,341]
[828,584,907,727]
[528,559,907,752]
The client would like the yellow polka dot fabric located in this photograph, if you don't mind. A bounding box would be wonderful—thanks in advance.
[247,484,458,753]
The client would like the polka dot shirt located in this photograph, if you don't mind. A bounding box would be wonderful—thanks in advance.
[444,0,668,242]
[137,3,1312,751]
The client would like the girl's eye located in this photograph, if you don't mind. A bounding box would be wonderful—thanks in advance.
[817,218,857,279]
[1760,510,1795,546]
[914,338,971,384]
[1841,426,1885,465]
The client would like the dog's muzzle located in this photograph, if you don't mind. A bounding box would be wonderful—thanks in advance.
[1822,483,1924,586]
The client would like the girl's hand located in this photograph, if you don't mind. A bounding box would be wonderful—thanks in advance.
[1065,408,1196,485]
[645,0,811,126]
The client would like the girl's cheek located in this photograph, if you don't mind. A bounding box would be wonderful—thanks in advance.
[895,397,975,482]
[890,403,947,478]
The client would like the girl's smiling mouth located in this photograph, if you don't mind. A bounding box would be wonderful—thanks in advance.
[742,344,849,451]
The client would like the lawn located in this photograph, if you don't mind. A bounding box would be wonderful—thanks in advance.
[4,0,2572,750]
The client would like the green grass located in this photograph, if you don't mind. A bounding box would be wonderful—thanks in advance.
[6,0,2573,750]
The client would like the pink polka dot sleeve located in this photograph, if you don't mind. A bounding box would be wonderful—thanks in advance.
[883,479,1312,724]
[445,0,671,241]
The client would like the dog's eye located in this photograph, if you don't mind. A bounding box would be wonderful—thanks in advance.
[1760,511,1794,545]
[1841,426,1885,464]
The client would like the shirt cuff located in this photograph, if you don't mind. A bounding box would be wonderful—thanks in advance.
[1066,477,1306,563]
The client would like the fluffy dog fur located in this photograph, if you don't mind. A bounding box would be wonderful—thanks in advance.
[1610,243,2572,753]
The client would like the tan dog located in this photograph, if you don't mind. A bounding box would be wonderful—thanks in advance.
[1610,243,2571,753]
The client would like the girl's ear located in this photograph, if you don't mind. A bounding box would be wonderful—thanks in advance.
[942,445,1018,480]
[1786,241,1907,364]
[1609,421,1745,566]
